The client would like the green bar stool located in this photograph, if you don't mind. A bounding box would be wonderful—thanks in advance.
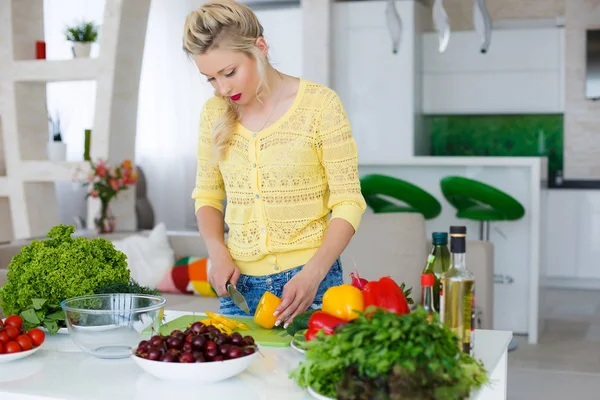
[440,176,525,241]
[440,175,525,352]
[360,174,442,220]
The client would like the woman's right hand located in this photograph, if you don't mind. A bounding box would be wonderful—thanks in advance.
[209,257,241,297]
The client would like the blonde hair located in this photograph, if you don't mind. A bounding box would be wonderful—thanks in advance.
[182,0,269,160]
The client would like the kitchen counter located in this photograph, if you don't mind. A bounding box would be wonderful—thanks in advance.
[0,310,512,400]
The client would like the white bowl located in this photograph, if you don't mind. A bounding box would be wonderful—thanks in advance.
[290,339,306,354]
[308,386,335,400]
[131,350,260,383]
[0,345,42,364]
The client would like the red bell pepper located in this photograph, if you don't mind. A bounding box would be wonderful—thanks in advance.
[304,311,347,341]
[362,276,410,315]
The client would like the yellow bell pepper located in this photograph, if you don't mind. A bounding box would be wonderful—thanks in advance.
[205,311,250,331]
[322,284,364,321]
[254,291,282,329]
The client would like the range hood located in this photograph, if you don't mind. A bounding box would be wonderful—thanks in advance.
[585,29,600,100]
[240,0,300,8]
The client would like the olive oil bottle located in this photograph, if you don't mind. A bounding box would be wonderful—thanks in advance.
[440,226,475,355]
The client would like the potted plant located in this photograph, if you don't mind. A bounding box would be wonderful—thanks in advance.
[64,20,98,58]
[75,159,138,233]
[47,111,66,162]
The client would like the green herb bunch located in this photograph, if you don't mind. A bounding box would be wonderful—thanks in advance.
[0,225,130,332]
[290,307,489,400]
[64,21,98,43]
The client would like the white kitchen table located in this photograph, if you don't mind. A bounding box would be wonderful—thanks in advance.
[0,310,512,399]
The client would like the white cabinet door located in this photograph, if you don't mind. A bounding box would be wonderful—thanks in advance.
[422,28,564,114]
[543,190,583,278]
[574,191,600,279]
[332,1,421,164]
[544,191,578,278]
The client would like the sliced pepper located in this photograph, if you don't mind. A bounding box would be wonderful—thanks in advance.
[205,311,250,331]
[254,291,282,329]
[304,311,347,341]
[322,284,364,321]
[363,276,410,315]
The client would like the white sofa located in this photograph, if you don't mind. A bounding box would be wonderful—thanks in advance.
[0,212,494,328]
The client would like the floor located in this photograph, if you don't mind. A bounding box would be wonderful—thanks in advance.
[507,288,600,399]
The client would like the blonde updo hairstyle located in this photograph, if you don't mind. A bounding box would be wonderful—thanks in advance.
[183,0,269,159]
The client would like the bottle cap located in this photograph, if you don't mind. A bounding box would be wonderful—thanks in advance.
[450,226,467,236]
[432,232,448,245]
[421,273,435,287]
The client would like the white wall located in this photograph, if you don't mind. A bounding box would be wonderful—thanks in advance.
[45,0,303,231]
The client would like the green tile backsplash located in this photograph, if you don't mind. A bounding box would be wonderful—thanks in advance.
[426,114,563,178]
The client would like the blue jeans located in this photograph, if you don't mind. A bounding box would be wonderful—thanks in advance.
[218,258,344,316]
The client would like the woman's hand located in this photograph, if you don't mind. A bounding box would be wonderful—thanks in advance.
[274,268,323,328]
[208,256,241,297]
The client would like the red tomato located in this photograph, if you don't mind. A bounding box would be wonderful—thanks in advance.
[4,326,19,340]
[27,328,45,347]
[0,341,4,354]
[16,334,33,351]
[5,341,21,354]
[4,315,23,330]
[0,331,9,344]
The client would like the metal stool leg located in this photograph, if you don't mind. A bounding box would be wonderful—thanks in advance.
[479,220,490,241]
[479,220,518,351]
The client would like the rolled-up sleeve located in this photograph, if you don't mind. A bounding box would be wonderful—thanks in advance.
[191,103,225,214]
[317,91,366,232]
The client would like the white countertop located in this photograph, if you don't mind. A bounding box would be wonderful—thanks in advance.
[360,155,546,168]
[0,310,512,400]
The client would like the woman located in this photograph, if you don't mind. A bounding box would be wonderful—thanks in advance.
[183,0,366,328]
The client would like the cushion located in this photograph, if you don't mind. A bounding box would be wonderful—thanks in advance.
[157,256,217,297]
[111,223,175,288]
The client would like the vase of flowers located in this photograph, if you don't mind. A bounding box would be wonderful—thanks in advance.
[76,159,138,233]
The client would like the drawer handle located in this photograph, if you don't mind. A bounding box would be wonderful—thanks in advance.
[494,274,514,284]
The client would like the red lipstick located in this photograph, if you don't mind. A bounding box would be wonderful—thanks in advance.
[230,93,242,101]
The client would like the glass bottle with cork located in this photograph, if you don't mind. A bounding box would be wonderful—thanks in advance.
[422,232,450,312]
[440,226,476,356]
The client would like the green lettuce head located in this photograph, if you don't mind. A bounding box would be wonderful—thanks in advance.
[0,225,130,315]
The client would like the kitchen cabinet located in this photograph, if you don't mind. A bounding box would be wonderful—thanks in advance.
[332,0,429,164]
[542,190,600,289]
[422,27,565,114]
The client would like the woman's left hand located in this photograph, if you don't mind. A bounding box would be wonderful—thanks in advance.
[274,268,322,328]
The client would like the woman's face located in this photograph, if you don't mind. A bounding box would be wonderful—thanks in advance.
[194,47,261,106]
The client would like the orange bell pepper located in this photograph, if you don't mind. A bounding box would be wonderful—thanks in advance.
[322,284,364,321]
[253,291,282,329]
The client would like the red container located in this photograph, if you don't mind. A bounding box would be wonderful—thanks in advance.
[35,41,46,59]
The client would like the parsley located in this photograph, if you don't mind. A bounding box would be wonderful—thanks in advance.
[289,307,489,399]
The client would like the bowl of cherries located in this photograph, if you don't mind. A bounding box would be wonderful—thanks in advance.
[0,315,46,363]
[131,322,259,382]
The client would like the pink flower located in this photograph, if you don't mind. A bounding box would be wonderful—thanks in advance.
[95,160,108,177]
[109,178,120,191]
[90,190,99,198]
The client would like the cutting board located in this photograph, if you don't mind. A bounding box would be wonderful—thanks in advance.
[159,315,292,347]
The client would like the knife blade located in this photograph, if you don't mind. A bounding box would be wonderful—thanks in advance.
[226,281,250,314]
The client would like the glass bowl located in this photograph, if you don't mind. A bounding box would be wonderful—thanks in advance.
[60,293,166,359]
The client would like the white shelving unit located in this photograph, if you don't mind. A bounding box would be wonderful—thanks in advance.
[0,0,151,242]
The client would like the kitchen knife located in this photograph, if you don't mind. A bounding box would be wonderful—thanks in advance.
[226,281,250,315]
